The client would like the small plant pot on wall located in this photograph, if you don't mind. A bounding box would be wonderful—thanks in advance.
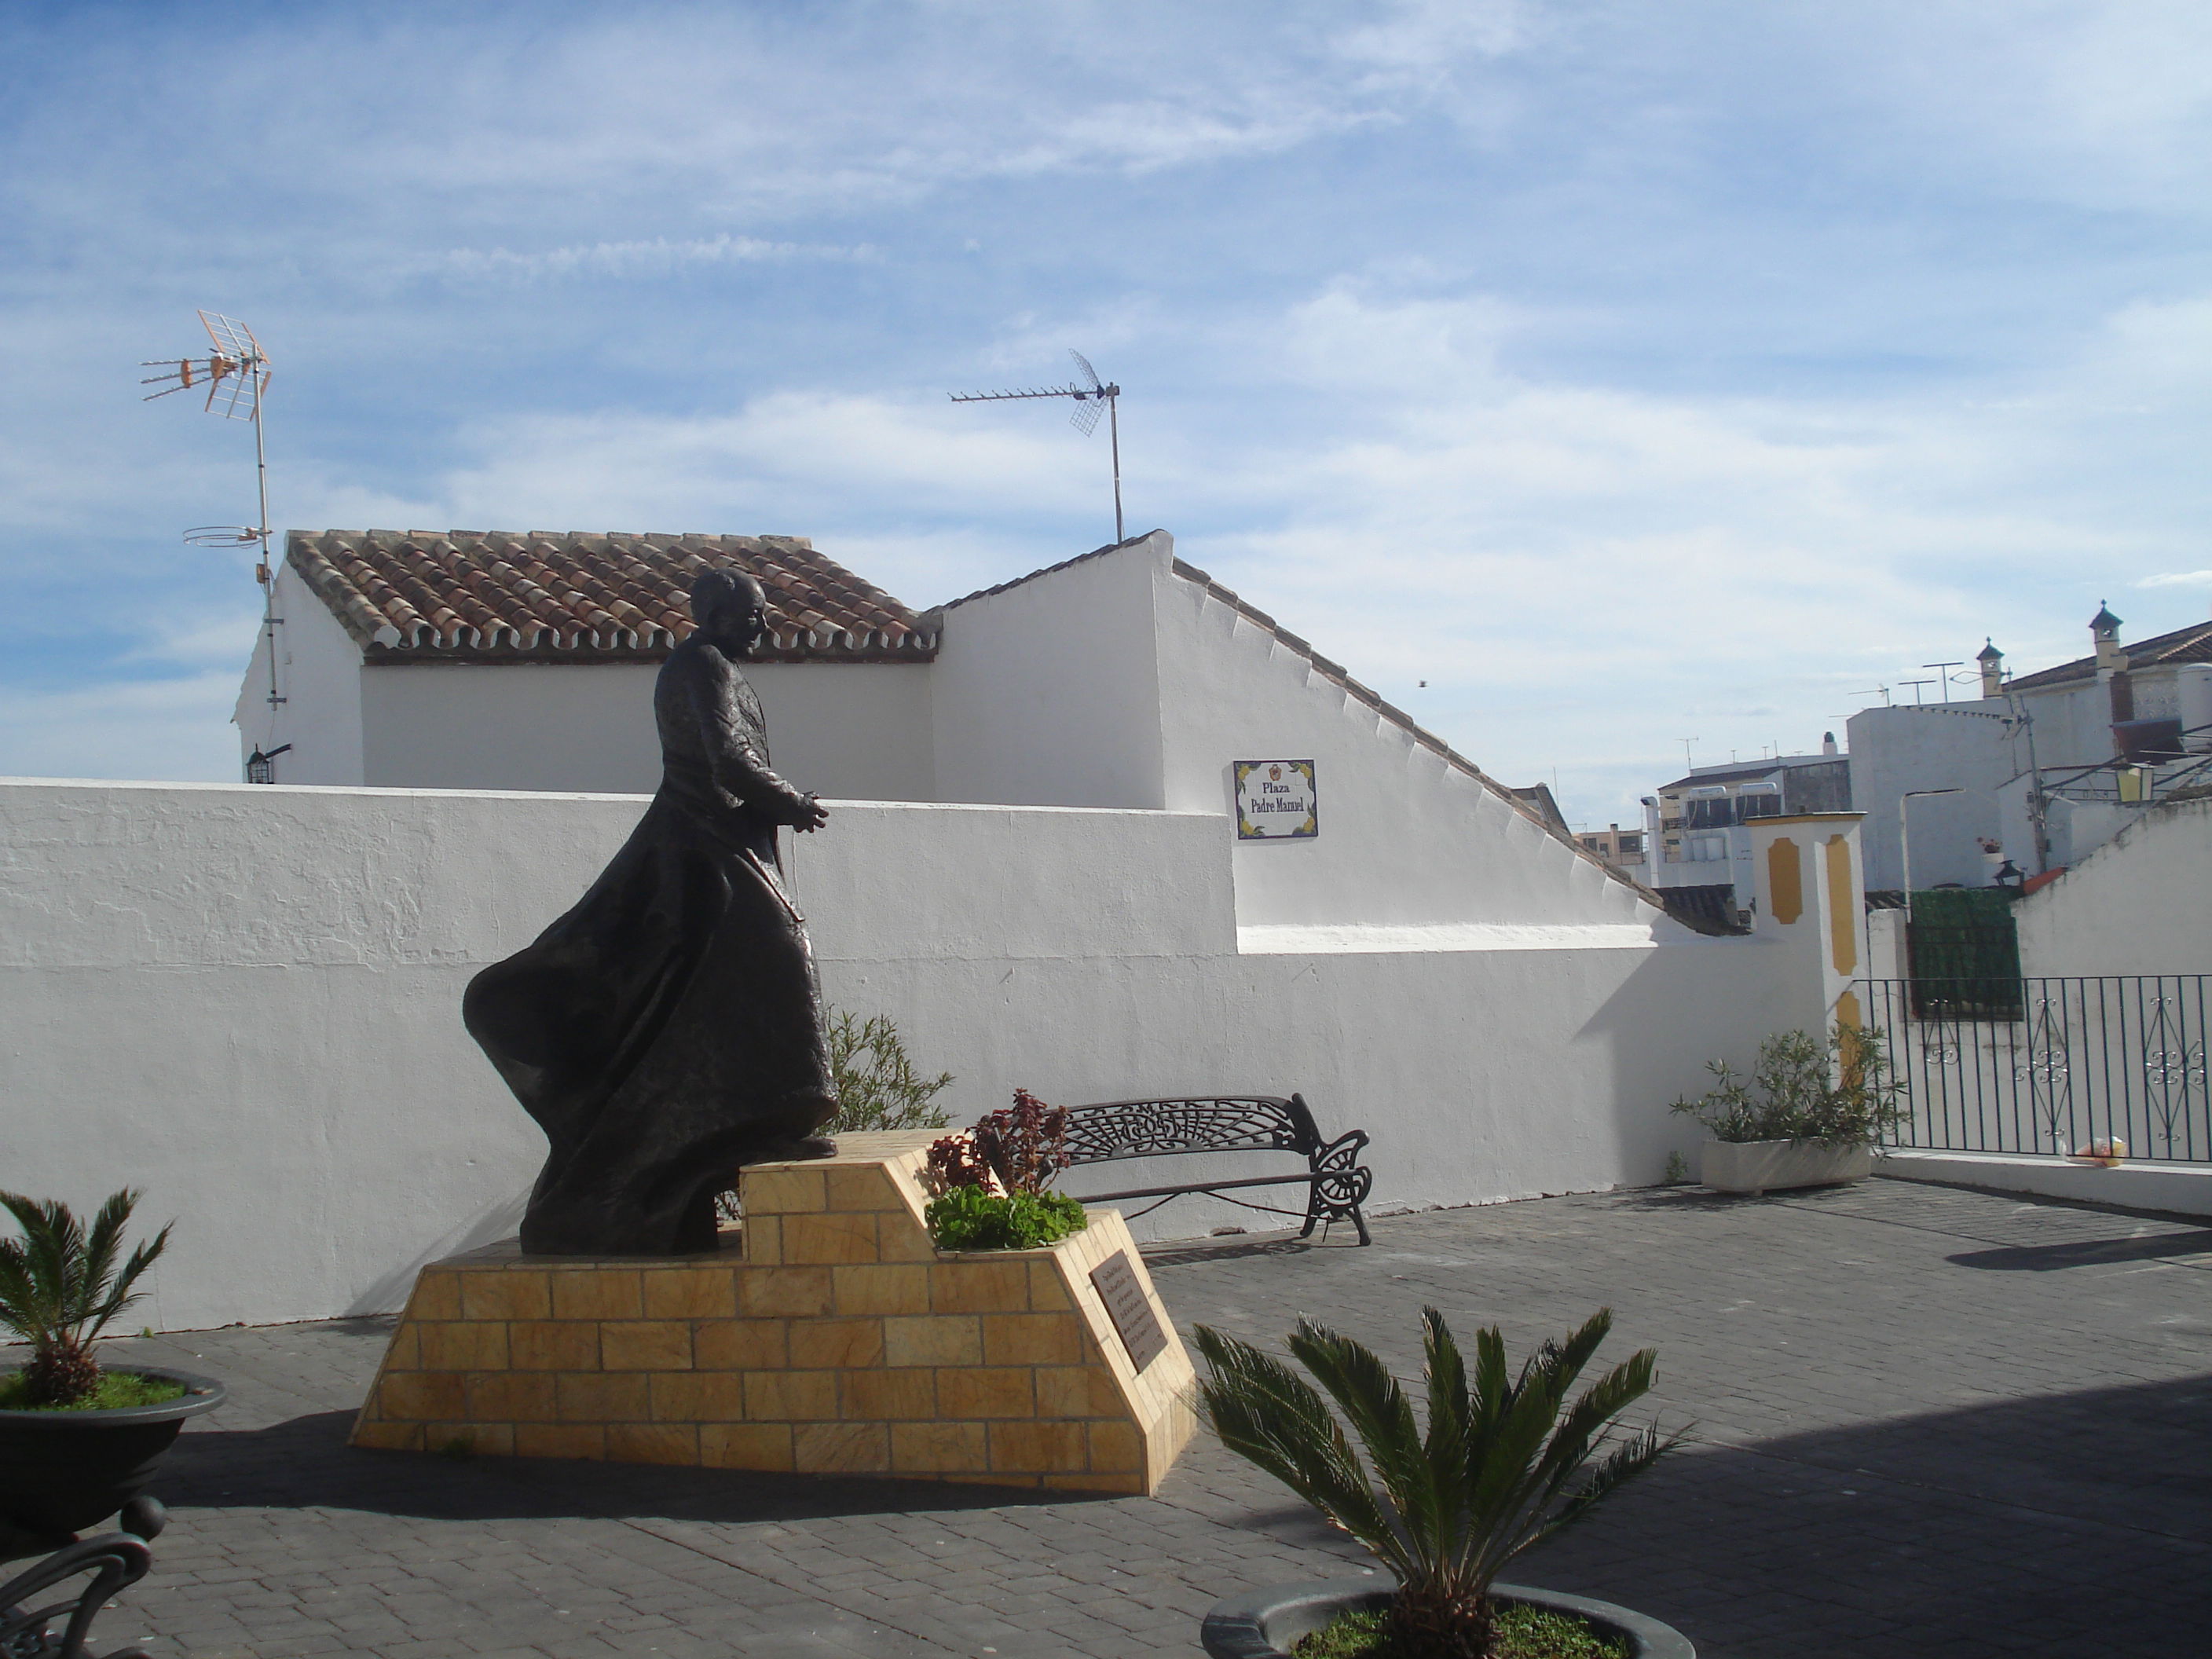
[1201,1578,1695,1659]
[0,1366,225,1547]
[1700,1139,1870,1197]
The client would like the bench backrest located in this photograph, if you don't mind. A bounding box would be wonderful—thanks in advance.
[1060,1095,1324,1166]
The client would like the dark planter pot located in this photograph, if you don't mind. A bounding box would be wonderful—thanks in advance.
[1202,1577,1694,1659]
[0,1367,225,1543]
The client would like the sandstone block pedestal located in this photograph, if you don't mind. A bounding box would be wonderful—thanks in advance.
[350,1132,1196,1494]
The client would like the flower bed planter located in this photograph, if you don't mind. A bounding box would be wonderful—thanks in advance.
[0,1366,225,1544]
[1700,1139,1870,1196]
[1201,1577,1695,1659]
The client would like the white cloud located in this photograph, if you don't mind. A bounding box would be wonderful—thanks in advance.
[431,236,878,284]
[2139,570,2212,589]
[0,673,241,783]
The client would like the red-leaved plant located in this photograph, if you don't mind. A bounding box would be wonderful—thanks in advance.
[923,1090,1071,1196]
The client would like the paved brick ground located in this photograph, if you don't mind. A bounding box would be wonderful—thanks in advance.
[53,1177,2212,1658]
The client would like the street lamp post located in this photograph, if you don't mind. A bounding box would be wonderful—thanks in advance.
[1900,788,1965,922]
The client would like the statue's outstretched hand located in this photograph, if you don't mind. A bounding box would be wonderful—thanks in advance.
[793,793,830,833]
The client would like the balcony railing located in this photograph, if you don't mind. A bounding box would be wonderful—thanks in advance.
[1856,976,2210,1163]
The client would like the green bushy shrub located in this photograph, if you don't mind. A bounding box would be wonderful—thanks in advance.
[924,1186,1088,1252]
[823,1009,954,1133]
[1670,1021,1905,1148]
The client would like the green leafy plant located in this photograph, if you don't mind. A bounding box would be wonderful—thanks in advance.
[1661,1152,1691,1185]
[1193,1308,1676,1659]
[716,1009,955,1224]
[823,1009,954,1133]
[924,1185,1088,1251]
[921,1090,1084,1251]
[1669,1022,1906,1148]
[0,1189,172,1408]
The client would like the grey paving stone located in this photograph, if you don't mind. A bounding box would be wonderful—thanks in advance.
[55,1180,2212,1658]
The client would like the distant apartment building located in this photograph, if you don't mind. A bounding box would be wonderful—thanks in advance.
[1575,822,1646,877]
[1639,739,1853,921]
[1848,606,2212,890]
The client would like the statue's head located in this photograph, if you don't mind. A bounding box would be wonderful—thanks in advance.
[691,568,770,656]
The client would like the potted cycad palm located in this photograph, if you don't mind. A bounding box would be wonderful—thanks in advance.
[1672,1023,1904,1197]
[0,1191,224,1544]
[1195,1308,1692,1658]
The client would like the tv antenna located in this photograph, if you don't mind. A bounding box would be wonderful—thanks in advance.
[141,312,286,765]
[950,350,1124,542]
[1921,661,1964,704]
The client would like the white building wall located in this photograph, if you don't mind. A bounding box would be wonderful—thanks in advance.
[2014,797,2212,977]
[925,537,1166,808]
[2,778,1791,1331]
[1847,703,2017,888]
[233,563,366,785]
[1148,554,1654,935]
[358,661,934,800]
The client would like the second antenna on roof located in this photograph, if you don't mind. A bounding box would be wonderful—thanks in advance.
[950,350,1123,543]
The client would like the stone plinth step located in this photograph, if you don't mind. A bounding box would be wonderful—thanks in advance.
[350,1130,1196,1494]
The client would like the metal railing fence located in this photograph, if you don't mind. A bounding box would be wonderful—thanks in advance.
[1856,976,2210,1163]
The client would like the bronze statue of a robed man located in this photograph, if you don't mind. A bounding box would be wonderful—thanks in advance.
[463,569,838,1256]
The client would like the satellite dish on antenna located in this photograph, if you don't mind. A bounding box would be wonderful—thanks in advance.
[142,309,287,774]
[950,350,1125,542]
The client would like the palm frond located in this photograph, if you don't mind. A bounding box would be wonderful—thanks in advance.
[1522,1419,1685,1556]
[1192,1325,1417,1580]
[1193,1306,1677,1608]
[0,1188,170,1362]
[1419,1308,1472,1555]
[1287,1320,1435,1555]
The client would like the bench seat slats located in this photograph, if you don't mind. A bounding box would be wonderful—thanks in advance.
[1057,1093,1373,1245]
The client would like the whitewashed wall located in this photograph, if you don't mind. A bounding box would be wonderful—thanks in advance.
[360,661,936,801]
[1846,703,2017,890]
[927,540,1167,809]
[2015,797,2212,977]
[2,778,1790,1331]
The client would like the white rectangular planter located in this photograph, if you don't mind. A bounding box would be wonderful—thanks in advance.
[1701,1139,1872,1196]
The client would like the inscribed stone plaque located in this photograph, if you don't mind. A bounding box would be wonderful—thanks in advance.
[1089,1251,1168,1372]
[1233,760,1318,840]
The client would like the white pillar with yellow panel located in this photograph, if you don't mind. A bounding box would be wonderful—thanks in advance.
[1742,811,1869,1038]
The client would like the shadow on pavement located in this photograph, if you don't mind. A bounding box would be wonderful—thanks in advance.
[1946,1230,2212,1271]
[1525,1372,2212,1656]
[158,1410,1086,1525]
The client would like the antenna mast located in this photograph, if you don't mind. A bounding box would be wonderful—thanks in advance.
[141,312,284,771]
[950,350,1124,542]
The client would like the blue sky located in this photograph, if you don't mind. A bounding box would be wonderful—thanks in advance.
[3,1,2207,826]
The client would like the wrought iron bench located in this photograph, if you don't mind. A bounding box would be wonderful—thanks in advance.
[1058,1094,1373,1244]
[2,1498,165,1659]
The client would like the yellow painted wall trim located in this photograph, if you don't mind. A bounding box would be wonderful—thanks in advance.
[1767,837,1803,925]
[1825,834,1858,975]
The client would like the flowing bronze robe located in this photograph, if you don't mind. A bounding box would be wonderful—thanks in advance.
[463,636,835,1255]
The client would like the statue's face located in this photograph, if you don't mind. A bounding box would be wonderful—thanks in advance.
[705,580,770,655]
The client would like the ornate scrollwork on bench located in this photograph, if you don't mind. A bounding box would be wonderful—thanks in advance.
[1059,1093,1373,1244]
[2,1498,166,1659]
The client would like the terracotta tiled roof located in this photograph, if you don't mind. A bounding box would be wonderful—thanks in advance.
[288,530,936,663]
[2005,619,2212,692]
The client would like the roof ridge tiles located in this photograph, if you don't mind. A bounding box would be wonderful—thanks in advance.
[287,529,935,665]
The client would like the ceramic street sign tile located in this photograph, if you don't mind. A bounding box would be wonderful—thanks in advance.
[1233,760,1317,840]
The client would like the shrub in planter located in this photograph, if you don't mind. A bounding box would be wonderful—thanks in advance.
[1193,1307,1679,1659]
[822,1009,955,1133]
[921,1091,1090,1252]
[0,1189,223,1543]
[1671,1024,1904,1148]
[0,1191,171,1409]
